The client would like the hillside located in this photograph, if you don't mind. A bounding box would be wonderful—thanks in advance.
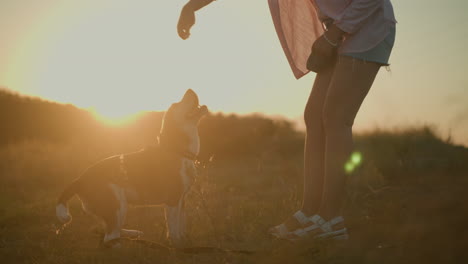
[0,89,467,263]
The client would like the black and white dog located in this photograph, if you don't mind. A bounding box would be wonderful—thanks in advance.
[56,89,208,247]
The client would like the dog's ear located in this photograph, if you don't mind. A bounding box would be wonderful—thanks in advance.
[199,105,209,116]
[181,89,199,106]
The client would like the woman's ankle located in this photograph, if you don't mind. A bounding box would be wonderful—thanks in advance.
[316,210,341,222]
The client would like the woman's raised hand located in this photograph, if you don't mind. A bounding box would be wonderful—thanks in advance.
[177,5,196,40]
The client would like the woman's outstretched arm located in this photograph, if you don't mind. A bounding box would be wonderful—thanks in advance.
[177,0,216,39]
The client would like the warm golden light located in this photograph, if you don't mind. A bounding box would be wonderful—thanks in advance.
[3,1,302,120]
[88,107,143,127]
[2,1,468,146]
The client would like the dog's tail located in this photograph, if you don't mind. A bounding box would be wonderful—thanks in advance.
[56,180,80,225]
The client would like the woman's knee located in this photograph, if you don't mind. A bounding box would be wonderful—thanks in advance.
[322,103,354,133]
[304,104,323,130]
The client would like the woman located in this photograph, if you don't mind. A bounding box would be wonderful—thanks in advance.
[177,0,396,241]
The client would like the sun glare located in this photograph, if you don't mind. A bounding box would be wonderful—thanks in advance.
[88,107,143,126]
[3,0,315,125]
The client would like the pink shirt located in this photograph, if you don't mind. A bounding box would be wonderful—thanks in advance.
[268,0,397,79]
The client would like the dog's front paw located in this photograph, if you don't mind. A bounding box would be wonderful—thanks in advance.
[121,229,144,239]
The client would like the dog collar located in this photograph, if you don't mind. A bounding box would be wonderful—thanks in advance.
[155,142,198,161]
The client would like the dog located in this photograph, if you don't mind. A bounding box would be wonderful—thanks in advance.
[55,89,208,247]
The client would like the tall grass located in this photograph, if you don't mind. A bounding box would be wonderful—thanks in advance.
[1,123,467,263]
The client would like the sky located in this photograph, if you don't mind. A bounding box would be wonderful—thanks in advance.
[0,0,467,146]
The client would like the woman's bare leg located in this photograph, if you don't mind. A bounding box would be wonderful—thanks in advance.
[275,64,336,230]
[301,64,335,215]
[318,56,381,220]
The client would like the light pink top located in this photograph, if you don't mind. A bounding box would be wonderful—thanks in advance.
[268,0,397,79]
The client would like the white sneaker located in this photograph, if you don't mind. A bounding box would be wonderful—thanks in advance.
[314,216,349,240]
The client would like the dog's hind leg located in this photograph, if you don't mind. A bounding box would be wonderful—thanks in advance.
[102,184,128,248]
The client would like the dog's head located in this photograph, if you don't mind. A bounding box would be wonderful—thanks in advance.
[159,89,208,155]
[165,89,208,125]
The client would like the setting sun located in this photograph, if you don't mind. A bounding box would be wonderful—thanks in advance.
[88,107,144,126]
[4,1,290,120]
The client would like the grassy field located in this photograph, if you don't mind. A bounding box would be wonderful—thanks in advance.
[1,127,468,264]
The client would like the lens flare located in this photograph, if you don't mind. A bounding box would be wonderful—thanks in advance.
[344,151,363,174]
[345,162,355,174]
[351,152,362,165]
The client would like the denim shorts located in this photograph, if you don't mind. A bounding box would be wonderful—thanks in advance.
[342,26,396,66]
